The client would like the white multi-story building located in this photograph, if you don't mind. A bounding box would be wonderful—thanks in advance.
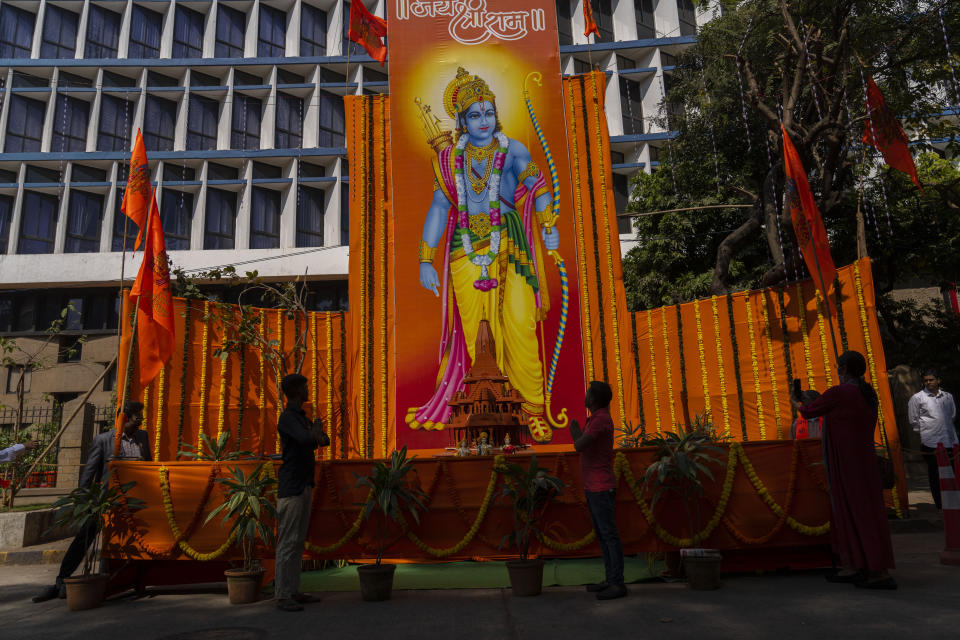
[0,0,712,410]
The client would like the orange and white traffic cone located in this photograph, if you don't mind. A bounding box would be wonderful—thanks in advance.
[936,443,960,566]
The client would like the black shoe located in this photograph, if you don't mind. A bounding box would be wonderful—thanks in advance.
[276,598,304,611]
[585,582,609,593]
[291,592,321,604]
[596,584,628,600]
[32,585,59,603]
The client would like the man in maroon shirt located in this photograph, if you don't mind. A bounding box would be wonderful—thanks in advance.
[570,381,626,600]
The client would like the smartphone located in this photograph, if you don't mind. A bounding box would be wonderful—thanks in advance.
[792,378,802,402]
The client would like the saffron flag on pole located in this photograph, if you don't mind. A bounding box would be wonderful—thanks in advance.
[128,190,174,387]
[782,125,838,316]
[862,75,923,192]
[583,1,600,38]
[120,130,151,250]
[349,1,387,66]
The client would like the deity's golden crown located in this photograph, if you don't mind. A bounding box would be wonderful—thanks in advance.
[443,67,497,120]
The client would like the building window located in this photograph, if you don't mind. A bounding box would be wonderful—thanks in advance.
[340,184,349,246]
[275,93,303,149]
[317,90,345,147]
[4,95,45,153]
[342,2,356,56]
[65,191,103,253]
[6,366,31,394]
[556,1,572,46]
[258,5,286,57]
[161,191,193,251]
[128,5,162,59]
[103,70,136,88]
[677,0,697,36]
[231,95,261,150]
[619,77,644,135]
[635,0,655,39]
[102,363,117,391]
[589,0,614,41]
[173,5,204,58]
[300,4,327,56]
[613,173,632,234]
[51,95,90,152]
[144,96,178,151]
[215,5,245,58]
[187,95,219,150]
[296,186,324,248]
[98,95,133,152]
[0,195,12,254]
[18,192,59,254]
[204,188,236,249]
[0,5,35,58]
[251,188,281,249]
[85,4,120,58]
[112,192,140,251]
[40,5,78,58]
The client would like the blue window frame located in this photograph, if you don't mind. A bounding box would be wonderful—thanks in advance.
[250,187,280,249]
[215,4,245,58]
[112,187,140,251]
[231,94,261,150]
[65,190,103,253]
[161,190,193,250]
[258,4,286,57]
[85,4,120,58]
[128,5,162,59]
[296,186,324,247]
[300,4,327,56]
[173,5,204,58]
[187,95,219,150]
[19,191,59,254]
[144,96,178,151]
[5,95,45,153]
[317,90,345,147]
[40,5,78,58]
[0,194,12,253]
[204,188,236,249]
[0,5,35,58]
[98,95,134,151]
[51,94,90,153]
[275,92,302,149]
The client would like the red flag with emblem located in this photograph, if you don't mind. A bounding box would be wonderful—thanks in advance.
[349,1,387,66]
[782,125,837,316]
[583,1,600,38]
[862,75,922,192]
[120,130,150,250]
[128,189,174,386]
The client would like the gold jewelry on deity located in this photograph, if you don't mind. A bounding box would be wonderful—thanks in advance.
[465,139,498,195]
[518,161,540,184]
[443,67,497,119]
[536,202,559,229]
[418,240,437,263]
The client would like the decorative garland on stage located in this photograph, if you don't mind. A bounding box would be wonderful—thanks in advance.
[661,309,677,430]
[796,284,816,390]
[711,296,731,437]
[744,298,767,440]
[198,301,210,451]
[646,310,662,434]
[159,465,237,561]
[760,295,784,438]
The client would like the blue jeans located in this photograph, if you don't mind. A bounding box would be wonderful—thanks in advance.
[586,489,624,586]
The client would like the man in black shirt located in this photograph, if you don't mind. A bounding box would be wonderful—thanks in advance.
[275,373,326,611]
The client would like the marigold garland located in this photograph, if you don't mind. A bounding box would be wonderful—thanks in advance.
[726,293,748,441]
[142,385,150,436]
[216,351,228,441]
[693,299,711,415]
[814,294,834,387]
[235,345,246,453]
[834,275,849,352]
[646,310,662,435]
[661,309,677,430]
[359,101,368,459]
[159,465,238,561]
[722,440,799,544]
[629,313,646,430]
[711,296,731,437]
[760,295,783,438]
[675,304,688,401]
[795,283,816,390]
[379,97,389,460]
[776,289,796,426]
[326,312,334,460]
[176,303,191,460]
[744,297,767,440]
[258,309,266,413]
[197,301,210,450]
[275,309,283,454]
[153,365,166,460]
[567,80,594,380]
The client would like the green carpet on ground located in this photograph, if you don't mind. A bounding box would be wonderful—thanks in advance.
[297,556,665,591]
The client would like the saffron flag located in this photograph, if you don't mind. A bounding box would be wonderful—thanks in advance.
[782,125,837,316]
[349,1,387,66]
[120,130,151,250]
[129,190,174,387]
[583,1,600,38]
[862,76,922,192]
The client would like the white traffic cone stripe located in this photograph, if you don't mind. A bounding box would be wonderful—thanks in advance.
[939,466,956,481]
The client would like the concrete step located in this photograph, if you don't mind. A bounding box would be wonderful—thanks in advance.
[0,538,71,566]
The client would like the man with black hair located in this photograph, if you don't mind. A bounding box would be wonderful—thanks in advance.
[274,373,327,611]
[908,369,958,509]
[569,381,626,600]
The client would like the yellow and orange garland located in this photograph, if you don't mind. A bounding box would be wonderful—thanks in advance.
[760,295,784,439]
[744,298,767,440]
[159,465,238,561]
[197,300,210,450]
[646,310,662,435]
[694,300,711,415]
[796,283,816,390]
[711,296,731,437]
[661,309,677,430]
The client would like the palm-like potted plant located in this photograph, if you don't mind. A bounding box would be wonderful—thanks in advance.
[354,446,427,601]
[205,463,278,604]
[495,454,565,596]
[642,416,726,590]
[50,471,145,610]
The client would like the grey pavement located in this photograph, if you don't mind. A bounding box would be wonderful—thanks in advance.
[0,531,957,640]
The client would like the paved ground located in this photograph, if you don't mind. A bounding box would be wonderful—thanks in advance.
[0,530,957,640]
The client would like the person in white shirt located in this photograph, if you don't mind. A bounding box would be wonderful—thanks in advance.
[908,369,958,509]
[0,440,39,463]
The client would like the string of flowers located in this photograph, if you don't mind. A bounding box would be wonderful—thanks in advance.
[568,80,594,380]
[744,296,767,440]
[723,440,800,544]
[159,465,237,561]
[310,313,318,457]
[795,283,816,390]
[760,294,784,438]
[142,385,150,436]
[815,293,834,387]
[197,300,210,452]
[326,312,334,460]
[727,293,748,441]
[258,309,266,414]
[629,313,646,430]
[339,314,347,459]
[359,101,368,459]
[834,275,849,352]
[776,289,795,428]
[235,344,246,453]
[711,296,731,437]
[694,299,712,415]
[215,349,228,441]
[275,309,283,454]
[675,304,688,403]
[661,308,677,430]
[176,303,191,460]
[646,310,662,434]
[153,365,166,460]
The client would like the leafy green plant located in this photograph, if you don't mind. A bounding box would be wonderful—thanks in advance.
[205,463,278,572]
[179,432,253,461]
[354,446,428,565]
[617,420,647,448]
[495,455,565,561]
[50,471,145,575]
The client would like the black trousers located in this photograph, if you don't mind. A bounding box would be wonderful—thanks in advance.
[921,445,955,510]
[56,520,100,585]
[585,489,624,586]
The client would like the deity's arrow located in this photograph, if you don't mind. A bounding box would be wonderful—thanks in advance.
[523,71,570,434]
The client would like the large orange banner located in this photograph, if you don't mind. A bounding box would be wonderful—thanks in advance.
[388,1,586,449]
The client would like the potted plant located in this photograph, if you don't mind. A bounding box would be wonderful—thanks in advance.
[354,446,428,601]
[642,416,726,590]
[495,454,566,597]
[50,470,145,611]
[205,463,278,604]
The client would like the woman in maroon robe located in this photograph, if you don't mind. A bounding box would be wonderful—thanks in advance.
[795,351,896,589]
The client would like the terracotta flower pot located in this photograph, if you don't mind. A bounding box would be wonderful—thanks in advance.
[682,549,722,590]
[63,574,108,611]
[505,559,545,597]
[357,563,397,601]
[224,568,265,604]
